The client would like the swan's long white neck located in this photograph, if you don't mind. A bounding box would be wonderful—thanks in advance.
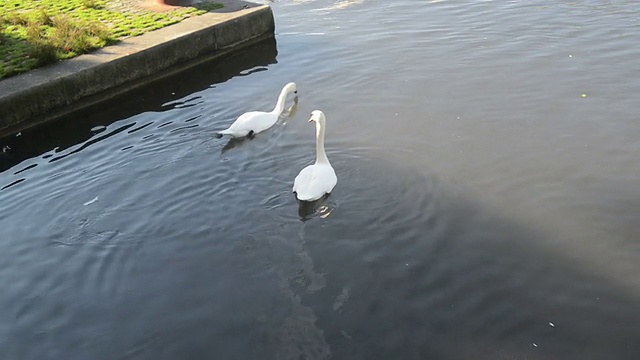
[315,120,330,164]
[271,87,290,115]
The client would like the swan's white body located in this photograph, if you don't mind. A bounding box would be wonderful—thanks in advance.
[293,111,337,202]
[217,82,297,138]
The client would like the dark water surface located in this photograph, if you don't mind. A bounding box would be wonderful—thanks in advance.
[1,1,640,359]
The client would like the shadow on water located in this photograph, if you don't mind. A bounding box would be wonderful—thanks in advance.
[0,37,278,174]
[0,138,639,359]
[221,136,253,153]
[276,160,640,360]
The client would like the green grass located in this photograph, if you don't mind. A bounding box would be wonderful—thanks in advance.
[0,0,223,80]
[195,2,225,12]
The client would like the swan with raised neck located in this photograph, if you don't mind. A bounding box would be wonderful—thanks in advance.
[309,110,330,164]
[292,110,337,202]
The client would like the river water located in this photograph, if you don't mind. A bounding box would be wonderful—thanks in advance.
[1,0,639,359]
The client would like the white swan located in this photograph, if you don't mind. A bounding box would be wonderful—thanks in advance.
[216,82,298,139]
[293,110,337,202]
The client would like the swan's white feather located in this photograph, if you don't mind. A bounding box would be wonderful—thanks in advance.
[293,110,337,202]
[293,163,337,201]
[216,82,297,138]
[218,111,277,137]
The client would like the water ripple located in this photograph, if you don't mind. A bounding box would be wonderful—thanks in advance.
[1,1,640,359]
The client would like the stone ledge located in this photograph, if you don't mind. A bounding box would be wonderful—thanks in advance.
[0,2,274,136]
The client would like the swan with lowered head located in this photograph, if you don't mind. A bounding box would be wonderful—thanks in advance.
[216,82,298,139]
[293,110,337,202]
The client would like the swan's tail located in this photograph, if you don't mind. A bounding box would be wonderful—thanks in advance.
[215,129,233,138]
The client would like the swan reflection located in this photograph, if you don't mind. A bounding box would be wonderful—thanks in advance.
[297,194,335,222]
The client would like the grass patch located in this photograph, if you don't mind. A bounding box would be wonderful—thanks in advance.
[195,1,225,12]
[0,0,223,80]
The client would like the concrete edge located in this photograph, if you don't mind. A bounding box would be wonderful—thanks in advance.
[0,4,275,135]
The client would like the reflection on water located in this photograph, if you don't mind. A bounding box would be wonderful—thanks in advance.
[1,1,640,359]
[296,194,335,221]
[0,36,278,174]
[286,97,299,118]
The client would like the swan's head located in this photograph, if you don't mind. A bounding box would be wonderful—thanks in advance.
[308,110,326,123]
[284,82,298,96]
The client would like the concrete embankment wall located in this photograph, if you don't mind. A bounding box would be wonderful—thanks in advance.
[0,4,275,136]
